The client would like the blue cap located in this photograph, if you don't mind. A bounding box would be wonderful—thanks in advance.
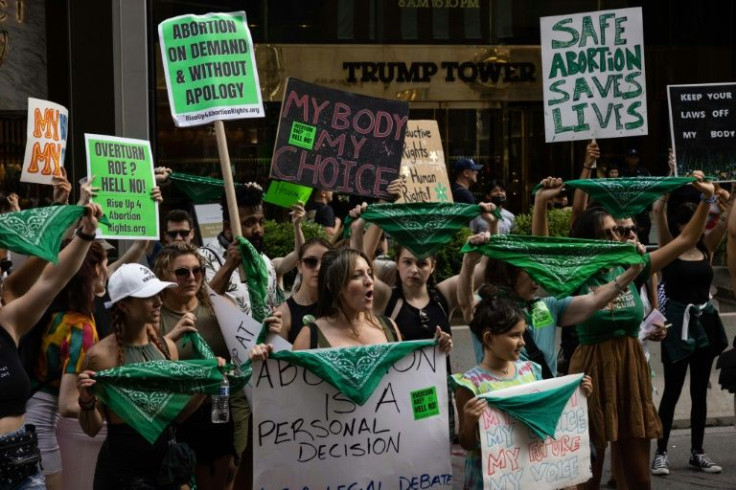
[454,158,482,172]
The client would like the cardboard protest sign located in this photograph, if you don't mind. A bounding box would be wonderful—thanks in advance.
[263,180,313,209]
[158,11,264,127]
[270,78,410,199]
[396,120,452,203]
[540,8,647,142]
[668,83,736,178]
[21,98,68,185]
[85,134,158,240]
[479,375,591,489]
[251,344,452,489]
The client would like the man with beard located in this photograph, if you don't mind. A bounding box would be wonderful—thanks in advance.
[201,182,292,316]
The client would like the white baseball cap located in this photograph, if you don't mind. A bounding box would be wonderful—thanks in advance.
[105,263,176,309]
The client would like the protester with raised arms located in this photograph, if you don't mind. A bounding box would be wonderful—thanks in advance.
[532,171,713,489]
[0,202,101,490]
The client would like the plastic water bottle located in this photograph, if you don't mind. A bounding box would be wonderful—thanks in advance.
[211,374,230,424]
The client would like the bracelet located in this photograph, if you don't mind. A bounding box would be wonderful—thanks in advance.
[75,227,96,241]
[700,193,717,204]
[78,396,97,411]
[583,165,594,170]
[613,277,625,294]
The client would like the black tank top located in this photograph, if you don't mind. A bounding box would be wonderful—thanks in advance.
[662,244,713,304]
[384,287,451,341]
[0,325,30,417]
[286,296,318,344]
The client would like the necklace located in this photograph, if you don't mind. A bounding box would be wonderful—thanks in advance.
[483,360,510,376]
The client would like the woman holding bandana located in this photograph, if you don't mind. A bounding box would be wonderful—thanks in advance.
[533,171,714,490]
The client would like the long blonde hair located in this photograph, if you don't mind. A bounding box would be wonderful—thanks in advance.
[152,242,213,314]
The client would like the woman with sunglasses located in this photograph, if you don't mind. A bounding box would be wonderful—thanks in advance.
[276,237,333,344]
[153,242,278,490]
[533,172,714,489]
[649,192,730,476]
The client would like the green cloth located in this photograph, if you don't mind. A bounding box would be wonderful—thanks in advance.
[259,339,436,405]
[93,358,249,444]
[169,172,240,204]
[345,202,481,259]
[462,234,646,297]
[479,374,583,440]
[545,177,695,218]
[0,205,111,263]
[574,255,651,344]
[235,236,270,322]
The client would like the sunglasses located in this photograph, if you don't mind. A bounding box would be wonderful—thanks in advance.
[301,257,321,269]
[615,225,637,236]
[173,266,204,280]
[166,229,191,239]
[418,309,431,329]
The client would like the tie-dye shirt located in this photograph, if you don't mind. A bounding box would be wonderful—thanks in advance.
[31,311,98,394]
[451,361,542,490]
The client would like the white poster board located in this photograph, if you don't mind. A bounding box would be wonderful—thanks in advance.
[480,374,591,489]
[540,8,647,142]
[194,203,223,249]
[251,344,452,489]
[21,98,68,185]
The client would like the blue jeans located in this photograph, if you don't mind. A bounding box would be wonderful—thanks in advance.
[0,426,46,490]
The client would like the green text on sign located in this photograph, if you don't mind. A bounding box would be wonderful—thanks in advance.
[288,121,317,150]
[411,386,440,420]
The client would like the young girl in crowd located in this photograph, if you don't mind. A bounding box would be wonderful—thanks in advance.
[77,264,206,490]
[0,203,102,490]
[452,285,592,489]
[275,237,333,343]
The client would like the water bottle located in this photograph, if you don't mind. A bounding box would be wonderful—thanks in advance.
[211,373,230,424]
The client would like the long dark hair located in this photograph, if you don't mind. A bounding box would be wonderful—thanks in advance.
[51,241,106,316]
[570,206,612,240]
[315,248,378,325]
[469,284,526,343]
[483,258,525,299]
[393,245,443,308]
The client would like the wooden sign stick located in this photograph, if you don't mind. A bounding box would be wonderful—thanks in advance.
[214,120,247,282]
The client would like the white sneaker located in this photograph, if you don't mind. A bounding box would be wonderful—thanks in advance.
[689,452,722,473]
[651,451,670,476]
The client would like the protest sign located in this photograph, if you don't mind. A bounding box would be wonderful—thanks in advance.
[540,7,647,142]
[270,78,410,199]
[194,203,223,249]
[396,120,452,203]
[263,180,313,209]
[479,374,591,489]
[668,83,736,178]
[158,11,264,127]
[21,98,68,185]
[85,134,158,240]
[251,344,452,489]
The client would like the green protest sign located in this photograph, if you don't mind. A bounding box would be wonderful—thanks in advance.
[158,11,264,127]
[263,180,313,209]
[85,134,159,240]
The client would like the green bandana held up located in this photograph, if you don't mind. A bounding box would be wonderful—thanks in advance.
[344,202,482,259]
[0,205,111,263]
[533,177,695,218]
[169,172,242,204]
[462,234,645,297]
[479,374,583,440]
[264,340,436,405]
[235,236,270,322]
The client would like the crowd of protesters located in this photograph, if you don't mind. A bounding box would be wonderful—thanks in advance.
[2,142,736,490]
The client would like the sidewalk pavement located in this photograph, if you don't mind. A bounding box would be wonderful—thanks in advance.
[450,426,736,489]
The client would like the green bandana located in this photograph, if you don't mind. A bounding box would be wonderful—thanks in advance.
[479,374,582,440]
[462,234,645,297]
[0,205,110,263]
[256,339,436,405]
[534,177,695,218]
[169,172,241,204]
[344,202,481,259]
[235,236,270,322]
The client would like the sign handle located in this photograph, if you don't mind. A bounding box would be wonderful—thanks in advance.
[214,120,247,282]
